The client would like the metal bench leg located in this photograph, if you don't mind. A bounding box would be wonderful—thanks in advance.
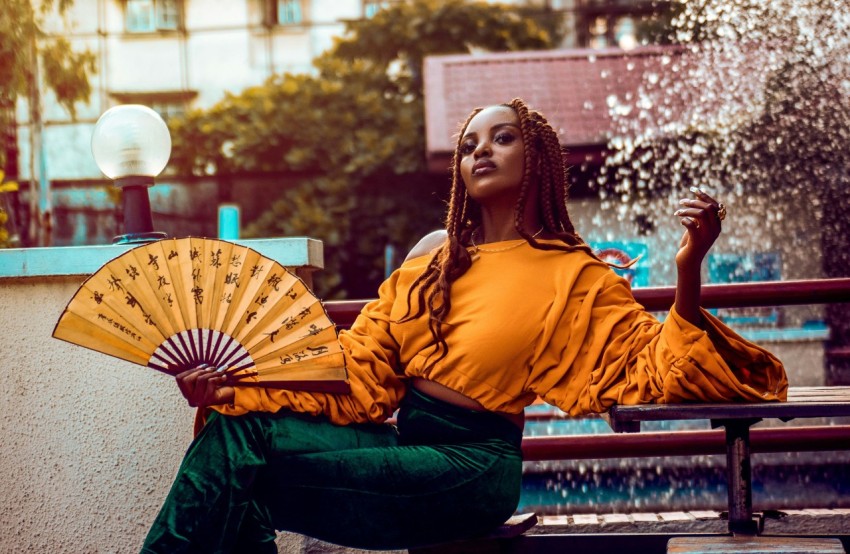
[721,418,762,535]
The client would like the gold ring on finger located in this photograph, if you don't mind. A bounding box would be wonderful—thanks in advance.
[716,203,727,221]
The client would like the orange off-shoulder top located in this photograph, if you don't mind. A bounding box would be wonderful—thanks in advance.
[212,240,788,425]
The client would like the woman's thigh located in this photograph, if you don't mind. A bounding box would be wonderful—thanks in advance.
[259,439,522,550]
[142,410,401,553]
[246,408,401,454]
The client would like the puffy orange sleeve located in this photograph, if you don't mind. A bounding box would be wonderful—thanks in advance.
[529,269,788,416]
[210,272,407,425]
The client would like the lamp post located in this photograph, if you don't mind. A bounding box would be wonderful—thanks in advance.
[91,104,171,244]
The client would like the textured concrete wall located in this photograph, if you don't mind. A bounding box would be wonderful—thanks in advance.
[1,274,193,552]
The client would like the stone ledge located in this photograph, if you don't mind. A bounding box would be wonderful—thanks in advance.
[0,237,324,278]
[272,508,850,553]
[533,508,850,535]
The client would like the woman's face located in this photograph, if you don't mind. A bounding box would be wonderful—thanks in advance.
[459,105,526,205]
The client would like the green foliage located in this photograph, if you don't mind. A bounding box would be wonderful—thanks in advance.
[0,0,96,164]
[0,170,20,248]
[325,0,557,93]
[169,0,562,298]
[41,37,97,119]
[633,1,688,45]
[170,68,422,179]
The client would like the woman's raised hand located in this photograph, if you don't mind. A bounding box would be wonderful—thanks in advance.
[674,187,726,273]
[175,364,235,407]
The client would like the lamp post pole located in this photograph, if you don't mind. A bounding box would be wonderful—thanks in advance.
[114,176,166,244]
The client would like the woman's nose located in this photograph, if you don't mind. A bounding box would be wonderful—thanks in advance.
[473,141,491,158]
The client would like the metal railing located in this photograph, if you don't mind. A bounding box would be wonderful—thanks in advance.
[325,277,850,327]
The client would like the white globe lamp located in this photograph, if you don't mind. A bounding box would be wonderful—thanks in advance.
[91,104,171,244]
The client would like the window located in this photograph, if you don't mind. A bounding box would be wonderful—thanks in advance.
[126,0,181,33]
[577,0,671,50]
[588,14,639,49]
[363,1,390,18]
[109,91,197,122]
[277,0,304,25]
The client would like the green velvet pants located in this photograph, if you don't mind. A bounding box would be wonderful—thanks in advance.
[140,389,524,553]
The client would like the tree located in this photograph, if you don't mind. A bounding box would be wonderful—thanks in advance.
[169,0,563,298]
[0,0,97,246]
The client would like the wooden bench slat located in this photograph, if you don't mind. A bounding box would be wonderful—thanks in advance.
[764,386,844,401]
[667,535,846,553]
[609,387,850,425]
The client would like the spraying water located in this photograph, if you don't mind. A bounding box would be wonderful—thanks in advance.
[599,0,850,282]
[527,0,850,516]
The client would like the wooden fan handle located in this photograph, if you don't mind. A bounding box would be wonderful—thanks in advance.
[223,370,260,384]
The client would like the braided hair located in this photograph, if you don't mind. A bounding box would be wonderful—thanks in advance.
[401,98,596,366]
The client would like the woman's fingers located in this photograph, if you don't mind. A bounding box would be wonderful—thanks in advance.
[683,187,724,225]
[176,365,205,400]
[675,187,723,232]
[678,215,700,230]
[675,207,713,231]
[689,186,718,204]
[689,186,724,211]
[176,364,224,407]
[674,186,726,272]
[195,368,224,406]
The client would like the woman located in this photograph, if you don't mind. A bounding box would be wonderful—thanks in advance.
[141,99,787,553]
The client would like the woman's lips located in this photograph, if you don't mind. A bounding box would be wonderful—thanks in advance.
[472,162,496,175]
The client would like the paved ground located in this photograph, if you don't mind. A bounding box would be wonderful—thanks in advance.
[274,508,850,553]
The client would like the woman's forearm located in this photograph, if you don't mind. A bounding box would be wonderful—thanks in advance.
[674,266,703,327]
[671,187,724,328]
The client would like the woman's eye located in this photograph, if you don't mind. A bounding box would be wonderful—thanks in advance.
[459,142,476,155]
[495,132,515,144]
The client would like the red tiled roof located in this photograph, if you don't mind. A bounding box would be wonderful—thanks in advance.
[423,45,686,155]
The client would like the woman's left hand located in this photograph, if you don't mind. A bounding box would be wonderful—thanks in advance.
[175,364,235,408]
[674,187,725,272]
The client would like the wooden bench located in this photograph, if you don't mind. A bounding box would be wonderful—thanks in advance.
[607,386,850,535]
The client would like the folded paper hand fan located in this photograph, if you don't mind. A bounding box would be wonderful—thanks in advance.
[53,237,350,393]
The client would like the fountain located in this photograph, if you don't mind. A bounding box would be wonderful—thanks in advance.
[600,0,850,283]
[525,0,850,516]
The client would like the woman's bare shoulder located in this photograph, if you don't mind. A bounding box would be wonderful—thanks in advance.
[405,230,448,261]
